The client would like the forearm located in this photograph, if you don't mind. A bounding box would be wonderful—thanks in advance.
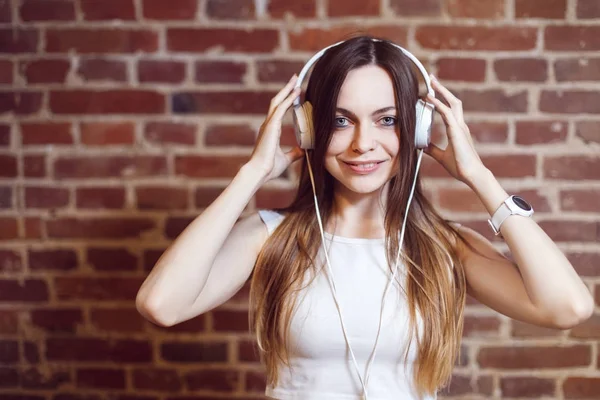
[468,169,594,324]
[136,163,264,321]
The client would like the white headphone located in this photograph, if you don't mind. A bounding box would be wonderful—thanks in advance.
[293,37,435,400]
[292,38,436,150]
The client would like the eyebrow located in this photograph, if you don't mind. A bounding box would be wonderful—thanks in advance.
[335,106,397,119]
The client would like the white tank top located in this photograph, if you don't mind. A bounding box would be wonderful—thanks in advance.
[257,210,437,400]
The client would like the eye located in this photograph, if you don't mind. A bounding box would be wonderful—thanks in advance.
[334,117,349,128]
[380,116,397,126]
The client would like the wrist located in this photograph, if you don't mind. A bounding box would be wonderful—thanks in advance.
[239,162,268,190]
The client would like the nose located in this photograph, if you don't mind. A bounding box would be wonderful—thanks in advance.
[351,122,376,154]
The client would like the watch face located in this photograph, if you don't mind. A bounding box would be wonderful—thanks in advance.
[513,195,532,211]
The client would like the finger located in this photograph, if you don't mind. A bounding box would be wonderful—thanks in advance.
[430,75,464,122]
[426,94,461,135]
[268,74,299,116]
[270,86,301,122]
[424,142,444,161]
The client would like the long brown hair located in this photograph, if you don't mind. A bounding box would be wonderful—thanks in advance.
[249,35,468,399]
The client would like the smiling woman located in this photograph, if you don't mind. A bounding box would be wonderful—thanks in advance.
[136,35,594,400]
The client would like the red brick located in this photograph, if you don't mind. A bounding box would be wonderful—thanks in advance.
[545,26,600,51]
[24,342,39,363]
[0,279,48,302]
[76,187,126,209]
[516,0,566,19]
[328,0,379,16]
[515,120,567,145]
[577,0,600,19]
[0,155,17,177]
[0,125,9,147]
[54,277,144,301]
[0,186,12,209]
[0,250,22,272]
[569,313,600,339]
[24,154,46,177]
[195,61,246,83]
[390,0,441,16]
[161,342,228,363]
[245,369,267,392]
[21,59,70,84]
[175,155,249,178]
[185,369,239,391]
[467,122,508,143]
[537,220,598,242]
[138,60,186,84]
[478,345,591,369]
[24,217,43,239]
[168,28,278,53]
[205,0,255,19]
[165,216,195,239]
[560,189,600,212]
[442,374,493,396]
[256,60,304,83]
[596,285,600,306]
[172,91,275,115]
[144,122,196,145]
[30,308,82,332]
[46,29,158,54]
[0,61,11,84]
[132,368,182,391]
[194,187,224,208]
[0,28,39,53]
[462,316,501,337]
[481,154,537,178]
[544,156,600,180]
[90,308,145,332]
[435,58,486,82]
[254,188,297,209]
[152,315,206,333]
[78,58,127,82]
[142,0,197,20]
[204,125,255,147]
[0,91,43,115]
[575,121,600,144]
[563,377,600,398]
[437,187,486,213]
[289,27,407,52]
[212,310,249,332]
[76,368,126,389]
[0,1,10,22]
[87,247,137,272]
[50,90,165,114]
[25,187,70,209]
[135,187,188,210]
[453,89,528,113]
[417,26,537,51]
[566,252,600,277]
[81,0,136,20]
[238,339,259,362]
[55,156,167,179]
[447,0,505,18]
[46,337,151,362]
[80,122,135,146]
[0,340,19,362]
[0,310,19,334]
[494,58,548,82]
[511,321,562,338]
[269,0,316,18]
[500,377,555,397]
[555,57,600,81]
[540,90,600,114]
[21,122,73,145]
[47,218,155,239]
[20,0,75,21]
[29,249,77,272]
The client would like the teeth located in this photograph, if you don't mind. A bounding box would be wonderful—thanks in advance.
[354,163,376,169]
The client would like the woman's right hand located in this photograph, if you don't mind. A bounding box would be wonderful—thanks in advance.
[248,74,305,184]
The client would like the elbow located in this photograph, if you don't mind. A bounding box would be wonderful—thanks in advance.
[136,291,178,328]
[550,297,595,330]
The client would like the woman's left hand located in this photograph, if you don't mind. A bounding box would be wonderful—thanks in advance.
[424,75,489,187]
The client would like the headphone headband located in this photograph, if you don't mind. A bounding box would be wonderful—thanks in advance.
[292,38,434,107]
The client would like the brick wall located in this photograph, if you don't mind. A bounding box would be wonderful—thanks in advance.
[1,0,599,398]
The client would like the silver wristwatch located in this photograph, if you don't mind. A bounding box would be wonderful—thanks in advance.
[488,195,534,236]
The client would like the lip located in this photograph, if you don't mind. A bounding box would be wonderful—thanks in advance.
[342,160,386,174]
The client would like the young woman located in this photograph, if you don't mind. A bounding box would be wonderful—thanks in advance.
[136,36,594,400]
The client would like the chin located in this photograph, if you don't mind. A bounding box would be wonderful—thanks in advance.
[332,167,394,195]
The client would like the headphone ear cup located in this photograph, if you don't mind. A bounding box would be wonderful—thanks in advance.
[415,99,434,149]
[293,101,314,149]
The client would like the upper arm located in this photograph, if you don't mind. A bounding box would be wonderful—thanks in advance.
[174,211,269,322]
[455,225,554,328]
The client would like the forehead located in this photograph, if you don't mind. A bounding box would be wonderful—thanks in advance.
[336,65,396,111]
